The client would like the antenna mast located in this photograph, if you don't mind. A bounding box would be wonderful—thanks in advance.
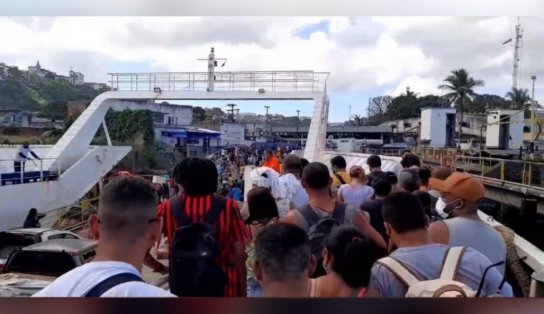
[197,47,227,92]
[512,17,523,89]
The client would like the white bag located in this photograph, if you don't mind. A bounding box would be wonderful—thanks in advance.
[378,247,475,297]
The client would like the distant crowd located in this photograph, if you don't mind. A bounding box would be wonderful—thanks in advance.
[34,149,518,298]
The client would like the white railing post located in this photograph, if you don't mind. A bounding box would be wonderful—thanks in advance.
[40,159,43,181]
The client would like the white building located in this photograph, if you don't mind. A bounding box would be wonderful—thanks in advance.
[111,101,193,127]
[420,107,457,148]
[69,70,84,85]
[220,122,246,146]
[486,109,524,150]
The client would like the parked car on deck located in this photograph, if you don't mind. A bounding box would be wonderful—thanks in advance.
[0,239,97,297]
[0,228,82,272]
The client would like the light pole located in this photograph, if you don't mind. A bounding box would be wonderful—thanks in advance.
[531,75,537,142]
[264,106,270,136]
[296,110,301,148]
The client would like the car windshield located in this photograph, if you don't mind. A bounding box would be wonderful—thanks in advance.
[5,251,76,277]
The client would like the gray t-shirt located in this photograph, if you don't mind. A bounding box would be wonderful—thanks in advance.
[369,243,512,297]
[338,184,374,208]
[444,217,507,275]
[293,204,359,232]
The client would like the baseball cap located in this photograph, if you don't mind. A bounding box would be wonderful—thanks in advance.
[428,172,485,203]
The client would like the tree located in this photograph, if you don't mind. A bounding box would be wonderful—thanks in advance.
[386,87,419,120]
[438,69,484,144]
[367,96,392,124]
[351,114,366,126]
[469,94,509,113]
[192,106,207,122]
[505,87,531,110]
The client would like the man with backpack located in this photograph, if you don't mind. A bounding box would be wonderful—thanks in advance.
[34,177,175,297]
[282,162,386,277]
[366,155,385,187]
[144,158,250,297]
[330,155,351,190]
[369,192,512,297]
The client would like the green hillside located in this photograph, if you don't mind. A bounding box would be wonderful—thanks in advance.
[0,68,105,111]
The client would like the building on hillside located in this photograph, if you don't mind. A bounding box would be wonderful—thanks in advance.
[85,82,109,90]
[0,63,11,80]
[28,60,56,79]
[69,70,84,85]
[55,75,70,82]
[0,110,63,129]
[0,110,31,128]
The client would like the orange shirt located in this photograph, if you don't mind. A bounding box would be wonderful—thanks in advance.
[263,156,281,173]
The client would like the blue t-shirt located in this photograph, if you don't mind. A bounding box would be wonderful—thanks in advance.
[230,187,242,201]
[369,243,513,297]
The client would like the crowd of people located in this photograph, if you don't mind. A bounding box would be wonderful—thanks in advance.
[34,149,515,298]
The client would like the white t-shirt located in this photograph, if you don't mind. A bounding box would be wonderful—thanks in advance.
[14,147,31,162]
[33,261,175,297]
[279,174,309,209]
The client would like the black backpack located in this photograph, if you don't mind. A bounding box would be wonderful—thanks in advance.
[298,203,346,278]
[168,195,228,297]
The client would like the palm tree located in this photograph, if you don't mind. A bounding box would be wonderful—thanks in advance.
[505,87,531,109]
[438,69,484,147]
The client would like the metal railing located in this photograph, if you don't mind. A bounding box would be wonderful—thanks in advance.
[0,157,79,185]
[108,71,329,93]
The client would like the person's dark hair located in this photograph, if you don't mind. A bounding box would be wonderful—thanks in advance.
[283,155,302,173]
[413,190,432,219]
[246,187,279,224]
[401,149,412,156]
[382,192,426,234]
[173,158,218,195]
[25,208,38,221]
[330,156,347,170]
[398,169,421,192]
[400,154,421,168]
[385,171,398,185]
[300,158,310,177]
[418,166,432,185]
[255,223,311,281]
[367,155,382,168]
[372,177,392,197]
[98,176,159,241]
[302,162,331,190]
[324,226,377,289]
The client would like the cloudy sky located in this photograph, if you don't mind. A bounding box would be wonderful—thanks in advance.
[0,17,543,122]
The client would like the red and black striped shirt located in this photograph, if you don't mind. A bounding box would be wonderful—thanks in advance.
[157,194,250,297]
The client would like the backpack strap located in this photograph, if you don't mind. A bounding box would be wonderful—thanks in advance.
[298,205,322,227]
[204,195,227,224]
[170,195,191,227]
[84,273,143,297]
[440,247,465,281]
[332,202,347,223]
[334,173,346,185]
[377,257,420,287]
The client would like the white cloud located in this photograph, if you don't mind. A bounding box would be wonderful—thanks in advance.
[0,16,543,121]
